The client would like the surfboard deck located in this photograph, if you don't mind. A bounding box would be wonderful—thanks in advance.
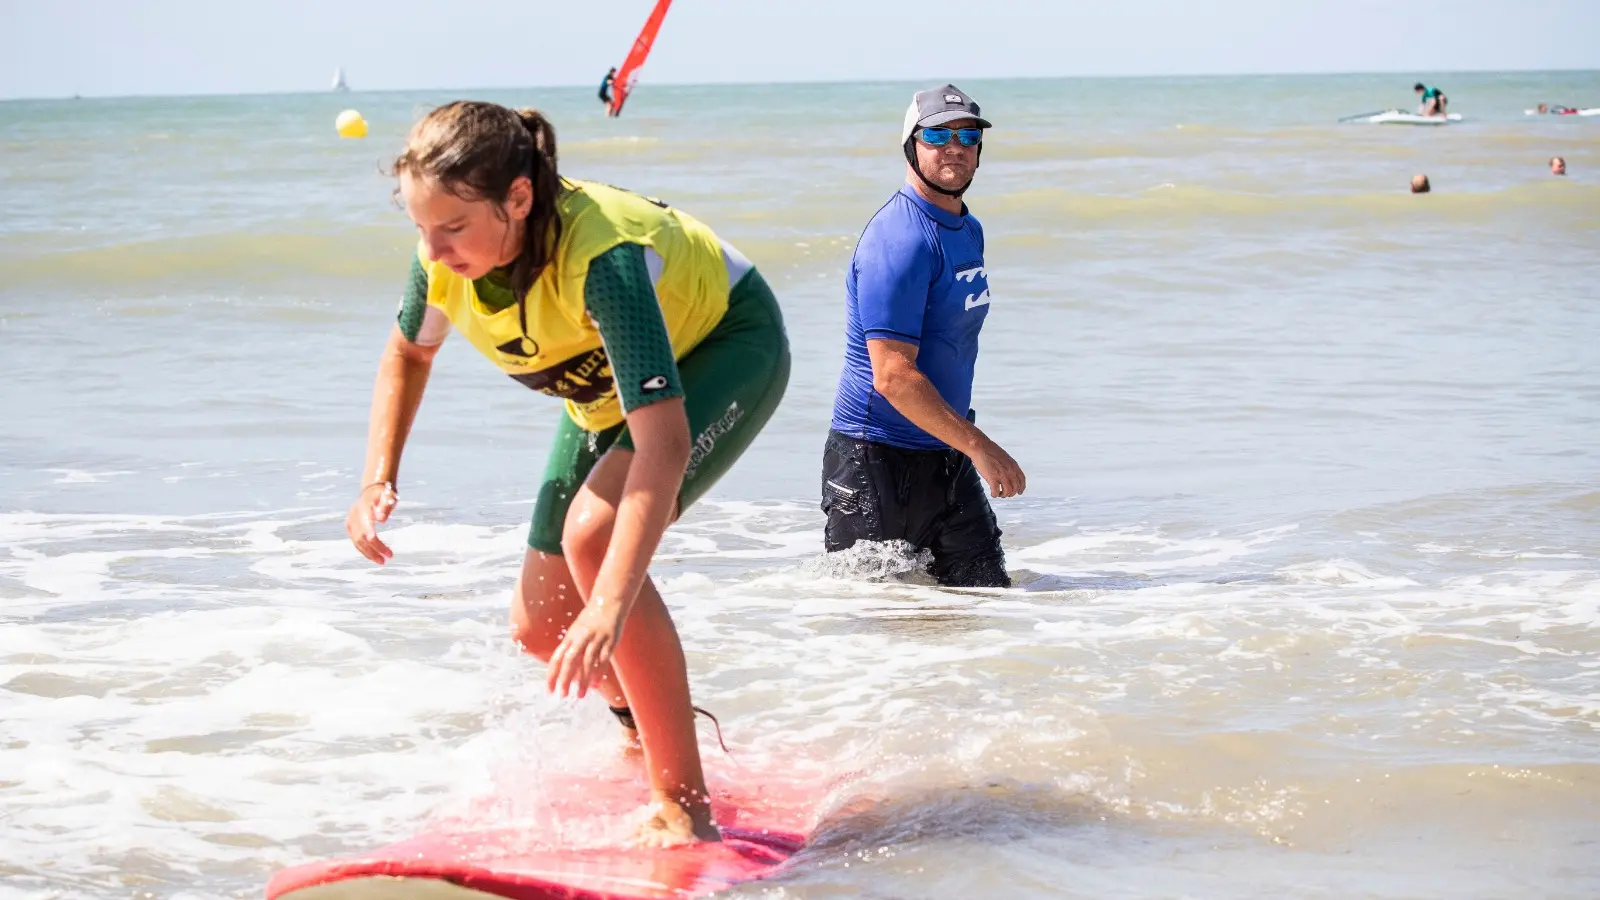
[1367,110,1462,125]
[267,778,815,900]
[266,826,803,900]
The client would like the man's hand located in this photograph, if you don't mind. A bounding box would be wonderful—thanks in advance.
[968,438,1026,499]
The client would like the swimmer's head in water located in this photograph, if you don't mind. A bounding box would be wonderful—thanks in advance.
[1551,156,1567,175]
[392,101,563,296]
[1411,174,1431,193]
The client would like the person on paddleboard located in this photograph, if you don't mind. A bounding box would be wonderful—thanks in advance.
[345,100,789,846]
[1415,82,1448,117]
[821,84,1024,588]
[598,67,616,106]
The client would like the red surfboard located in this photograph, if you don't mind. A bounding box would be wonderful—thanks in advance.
[606,0,674,117]
[266,774,817,900]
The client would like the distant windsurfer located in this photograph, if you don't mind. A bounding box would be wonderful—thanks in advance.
[605,0,673,118]
[598,67,617,106]
[1414,82,1448,117]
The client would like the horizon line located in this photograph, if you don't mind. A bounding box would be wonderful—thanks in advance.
[4,65,1598,104]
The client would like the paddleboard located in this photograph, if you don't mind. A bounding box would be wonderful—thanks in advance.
[267,778,815,900]
[1524,107,1600,117]
[1362,110,1462,126]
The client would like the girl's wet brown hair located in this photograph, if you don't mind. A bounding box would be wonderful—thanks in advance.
[392,101,563,298]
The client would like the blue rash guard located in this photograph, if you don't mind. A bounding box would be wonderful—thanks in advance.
[830,184,993,451]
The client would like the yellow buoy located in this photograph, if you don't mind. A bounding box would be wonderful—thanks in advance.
[335,109,368,139]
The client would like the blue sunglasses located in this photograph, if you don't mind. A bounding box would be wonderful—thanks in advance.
[917,126,984,147]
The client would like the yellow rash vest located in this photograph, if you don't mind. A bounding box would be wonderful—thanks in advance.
[399,179,750,432]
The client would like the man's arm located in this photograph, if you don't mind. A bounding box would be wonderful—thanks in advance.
[867,338,983,455]
[868,337,1026,499]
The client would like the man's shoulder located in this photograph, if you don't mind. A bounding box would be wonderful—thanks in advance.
[858,189,936,253]
[964,209,985,239]
[862,188,921,228]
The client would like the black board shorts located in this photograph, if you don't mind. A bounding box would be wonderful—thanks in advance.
[820,430,1010,588]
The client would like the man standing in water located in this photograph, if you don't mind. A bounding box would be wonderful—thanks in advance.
[821,84,1025,588]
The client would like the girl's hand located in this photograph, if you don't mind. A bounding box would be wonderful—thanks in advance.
[548,601,626,699]
[346,482,398,564]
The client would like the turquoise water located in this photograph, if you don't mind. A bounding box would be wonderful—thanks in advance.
[2,72,1598,899]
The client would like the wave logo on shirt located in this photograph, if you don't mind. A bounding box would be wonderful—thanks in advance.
[955,263,990,311]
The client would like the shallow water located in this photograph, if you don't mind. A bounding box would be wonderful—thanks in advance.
[2,71,1598,899]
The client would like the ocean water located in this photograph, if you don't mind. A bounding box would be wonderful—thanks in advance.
[2,71,1598,899]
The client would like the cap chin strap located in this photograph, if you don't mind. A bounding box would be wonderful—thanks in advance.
[903,139,980,198]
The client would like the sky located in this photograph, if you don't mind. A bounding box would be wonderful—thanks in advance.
[2,0,1597,99]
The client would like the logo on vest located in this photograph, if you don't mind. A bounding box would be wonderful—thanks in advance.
[507,347,614,405]
[495,336,540,359]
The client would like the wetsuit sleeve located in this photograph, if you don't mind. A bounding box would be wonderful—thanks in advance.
[853,218,935,346]
[397,256,450,346]
[584,243,683,413]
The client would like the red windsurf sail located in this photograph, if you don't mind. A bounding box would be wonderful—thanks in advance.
[607,0,673,117]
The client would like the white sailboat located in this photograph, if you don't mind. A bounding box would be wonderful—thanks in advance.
[332,67,350,92]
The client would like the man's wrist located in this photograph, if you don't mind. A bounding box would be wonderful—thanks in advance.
[953,424,988,459]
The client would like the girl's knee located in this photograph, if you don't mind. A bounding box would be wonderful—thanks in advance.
[509,557,581,658]
[510,591,561,659]
[560,515,611,575]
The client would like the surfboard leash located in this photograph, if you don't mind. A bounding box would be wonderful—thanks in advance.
[608,704,733,756]
[692,706,732,756]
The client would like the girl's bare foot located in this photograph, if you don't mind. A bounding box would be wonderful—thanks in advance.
[634,791,720,848]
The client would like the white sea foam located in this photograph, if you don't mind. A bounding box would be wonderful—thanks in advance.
[3,487,1597,898]
[43,468,136,484]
